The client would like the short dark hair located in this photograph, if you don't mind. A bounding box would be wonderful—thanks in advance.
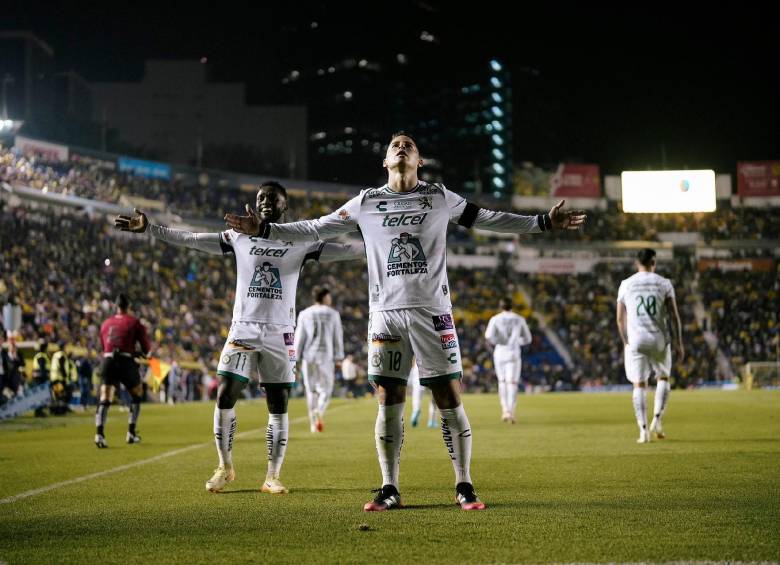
[388,131,418,148]
[637,248,656,268]
[313,286,331,303]
[499,297,512,311]
[258,181,288,200]
[116,293,130,311]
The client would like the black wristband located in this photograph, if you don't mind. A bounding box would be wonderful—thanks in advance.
[537,213,553,232]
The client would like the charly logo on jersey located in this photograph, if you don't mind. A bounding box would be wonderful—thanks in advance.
[440,333,457,349]
[248,262,283,300]
[386,232,428,277]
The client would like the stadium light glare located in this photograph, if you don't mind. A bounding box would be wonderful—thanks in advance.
[491,134,504,146]
[490,60,502,72]
[492,177,505,188]
[492,149,504,159]
[490,77,502,88]
[491,120,503,131]
[491,106,503,118]
[621,170,717,213]
[491,92,502,103]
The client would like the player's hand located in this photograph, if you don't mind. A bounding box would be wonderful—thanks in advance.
[675,341,685,362]
[224,204,263,235]
[114,208,149,233]
[549,199,587,230]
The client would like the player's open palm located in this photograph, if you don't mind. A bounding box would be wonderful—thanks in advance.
[550,199,587,230]
[224,204,261,235]
[114,208,149,233]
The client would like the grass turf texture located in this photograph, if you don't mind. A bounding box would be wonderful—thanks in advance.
[1,390,778,564]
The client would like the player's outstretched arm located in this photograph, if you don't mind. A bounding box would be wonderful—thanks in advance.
[117,209,226,255]
[114,208,149,233]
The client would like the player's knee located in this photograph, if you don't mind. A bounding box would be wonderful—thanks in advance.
[216,394,236,409]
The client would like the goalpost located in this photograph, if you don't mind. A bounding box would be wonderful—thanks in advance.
[742,362,780,390]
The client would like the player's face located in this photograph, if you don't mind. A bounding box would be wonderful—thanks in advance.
[256,186,287,222]
[383,136,422,171]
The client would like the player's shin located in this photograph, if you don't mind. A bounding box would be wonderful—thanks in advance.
[214,405,236,468]
[439,404,473,485]
[375,403,404,488]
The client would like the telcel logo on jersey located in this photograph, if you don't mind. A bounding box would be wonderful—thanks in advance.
[382,212,427,227]
[249,246,289,257]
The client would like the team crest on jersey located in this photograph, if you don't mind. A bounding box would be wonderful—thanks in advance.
[371,351,383,369]
[440,333,457,349]
[432,314,454,331]
[248,262,283,300]
[386,232,428,277]
[418,196,432,209]
[338,209,351,220]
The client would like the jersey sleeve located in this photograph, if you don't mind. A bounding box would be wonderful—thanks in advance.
[334,312,345,361]
[294,311,309,354]
[664,279,676,300]
[136,320,152,356]
[149,224,227,256]
[443,185,543,234]
[519,317,532,346]
[617,281,627,305]
[484,317,502,345]
[265,194,363,242]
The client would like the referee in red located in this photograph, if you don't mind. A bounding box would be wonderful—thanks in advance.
[95,294,152,448]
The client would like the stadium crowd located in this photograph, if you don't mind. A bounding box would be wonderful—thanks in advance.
[2,143,777,409]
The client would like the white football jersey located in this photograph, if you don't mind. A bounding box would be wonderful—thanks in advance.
[617,271,675,350]
[294,304,345,363]
[485,311,532,360]
[219,230,326,325]
[148,224,360,326]
[264,181,544,312]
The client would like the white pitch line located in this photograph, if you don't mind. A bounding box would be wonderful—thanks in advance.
[0,412,313,505]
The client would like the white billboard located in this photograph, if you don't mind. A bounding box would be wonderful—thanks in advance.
[621,170,716,213]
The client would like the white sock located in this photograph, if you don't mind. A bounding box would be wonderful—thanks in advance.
[375,403,404,488]
[654,379,670,421]
[316,382,333,417]
[497,381,508,413]
[304,381,317,427]
[428,398,437,422]
[213,406,236,468]
[508,382,518,415]
[632,387,647,432]
[411,383,423,415]
[439,404,473,485]
[266,413,289,478]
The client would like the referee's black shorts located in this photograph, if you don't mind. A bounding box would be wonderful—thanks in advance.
[99,355,141,390]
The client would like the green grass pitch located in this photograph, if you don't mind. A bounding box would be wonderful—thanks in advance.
[1,390,778,564]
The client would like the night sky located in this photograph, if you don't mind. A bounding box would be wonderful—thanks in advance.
[4,2,777,175]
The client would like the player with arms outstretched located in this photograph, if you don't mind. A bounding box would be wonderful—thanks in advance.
[226,133,586,511]
[116,181,360,494]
